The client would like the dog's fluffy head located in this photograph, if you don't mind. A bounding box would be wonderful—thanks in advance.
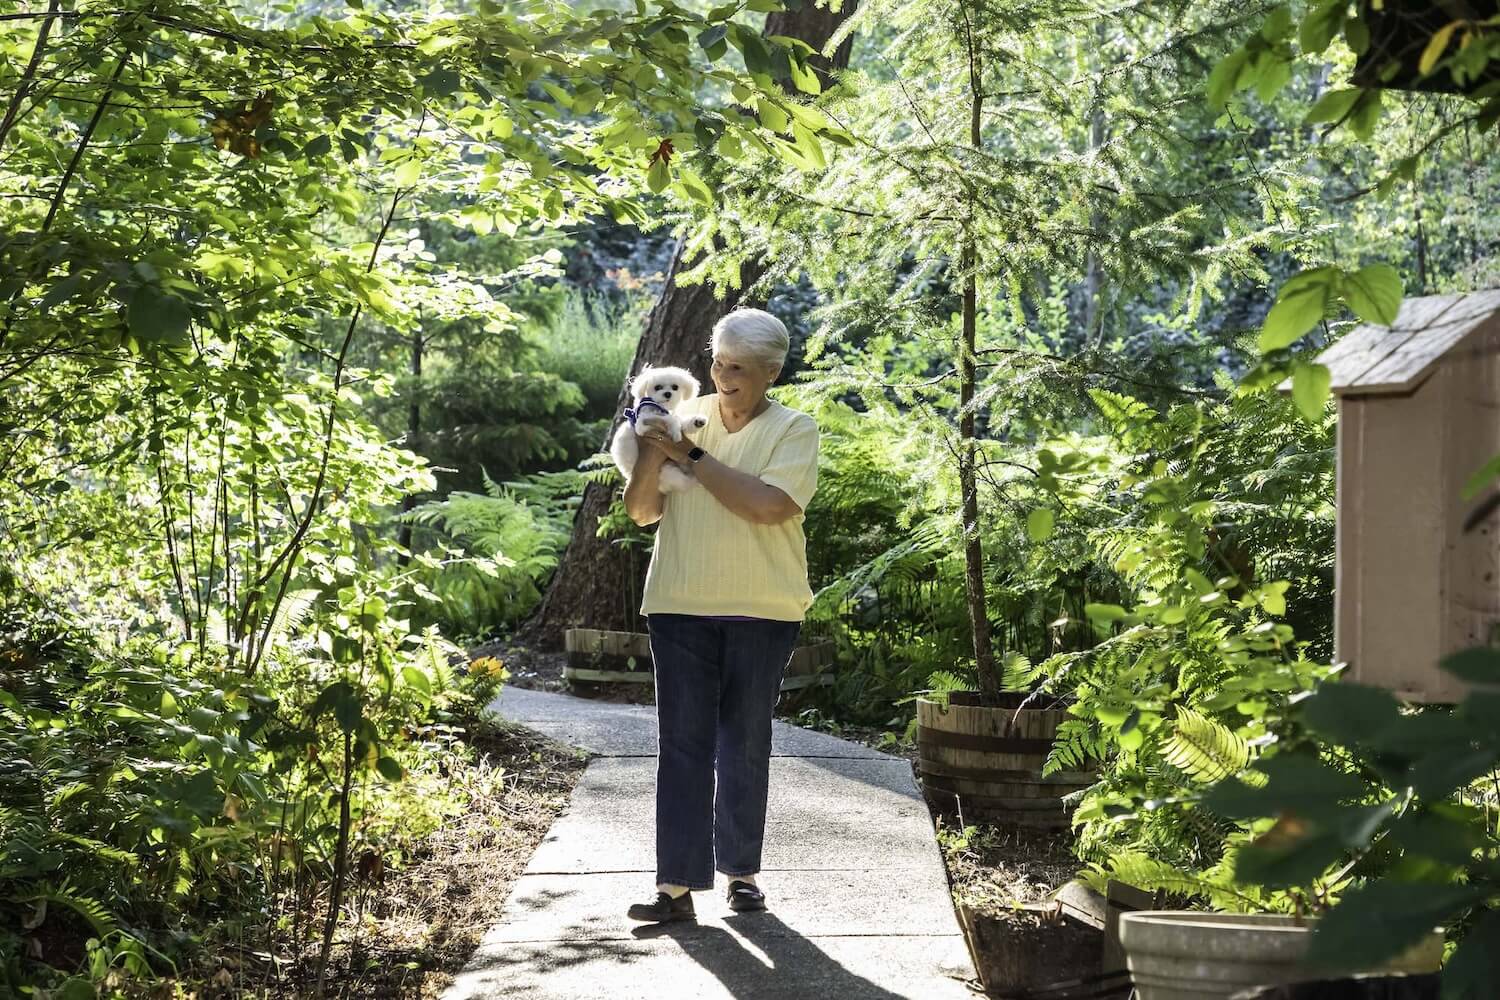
[630,365,700,410]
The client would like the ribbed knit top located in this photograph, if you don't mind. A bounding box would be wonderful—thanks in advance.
[638,393,820,622]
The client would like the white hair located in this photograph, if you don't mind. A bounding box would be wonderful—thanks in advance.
[710,308,789,375]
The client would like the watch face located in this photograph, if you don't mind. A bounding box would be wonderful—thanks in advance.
[688,446,705,462]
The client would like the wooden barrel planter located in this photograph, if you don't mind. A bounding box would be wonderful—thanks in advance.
[916,690,1093,829]
[563,628,835,691]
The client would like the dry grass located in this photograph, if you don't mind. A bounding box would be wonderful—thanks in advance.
[935,820,1080,914]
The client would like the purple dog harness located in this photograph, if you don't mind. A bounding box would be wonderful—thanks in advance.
[623,397,670,428]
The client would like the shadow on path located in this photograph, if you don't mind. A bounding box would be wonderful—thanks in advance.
[633,911,915,1000]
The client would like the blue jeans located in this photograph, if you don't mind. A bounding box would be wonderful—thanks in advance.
[648,613,802,890]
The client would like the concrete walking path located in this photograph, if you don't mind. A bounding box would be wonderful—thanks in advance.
[443,686,980,1000]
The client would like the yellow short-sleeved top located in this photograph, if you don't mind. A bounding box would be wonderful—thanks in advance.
[638,393,820,622]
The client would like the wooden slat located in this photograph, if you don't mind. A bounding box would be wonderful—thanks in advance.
[1276,293,1467,395]
[919,727,1055,754]
[563,666,654,684]
[1329,292,1471,392]
[917,758,1093,785]
[1355,299,1500,393]
[785,640,835,676]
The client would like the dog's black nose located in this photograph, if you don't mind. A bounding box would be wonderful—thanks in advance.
[662,391,672,398]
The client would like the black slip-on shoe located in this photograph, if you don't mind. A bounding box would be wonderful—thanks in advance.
[726,880,766,912]
[627,891,696,923]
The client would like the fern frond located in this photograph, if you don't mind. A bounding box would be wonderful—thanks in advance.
[1093,850,1264,911]
[1160,707,1249,784]
[1045,718,1108,775]
[26,883,118,938]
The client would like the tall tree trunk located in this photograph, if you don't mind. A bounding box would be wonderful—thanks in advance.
[960,7,999,704]
[397,323,422,565]
[514,3,860,649]
[1082,28,1107,350]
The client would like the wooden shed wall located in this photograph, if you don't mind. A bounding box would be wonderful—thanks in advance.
[1337,378,1446,699]
[1336,314,1500,702]
[1441,316,1500,692]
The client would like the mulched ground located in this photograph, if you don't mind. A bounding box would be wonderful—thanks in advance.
[272,713,592,999]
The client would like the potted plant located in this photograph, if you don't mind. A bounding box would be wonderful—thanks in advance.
[1117,644,1500,998]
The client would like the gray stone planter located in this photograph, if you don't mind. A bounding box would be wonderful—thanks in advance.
[1119,911,1443,1000]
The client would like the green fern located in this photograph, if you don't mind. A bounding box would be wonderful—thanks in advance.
[1160,706,1250,784]
[23,881,118,938]
[1085,850,1267,912]
[1045,717,1108,775]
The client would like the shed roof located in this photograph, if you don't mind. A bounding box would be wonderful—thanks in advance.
[1275,289,1500,396]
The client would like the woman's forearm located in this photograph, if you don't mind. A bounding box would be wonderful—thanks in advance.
[624,447,668,526]
[691,453,792,525]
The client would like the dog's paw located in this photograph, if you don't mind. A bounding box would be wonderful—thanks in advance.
[691,416,708,429]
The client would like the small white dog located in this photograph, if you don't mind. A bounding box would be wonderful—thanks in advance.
[610,364,709,494]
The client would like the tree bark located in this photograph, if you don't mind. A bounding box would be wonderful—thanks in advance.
[960,9,999,704]
[397,323,422,564]
[514,3,860,649]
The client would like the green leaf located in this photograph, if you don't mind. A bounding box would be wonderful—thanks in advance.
[1306,882,1482,971]
[1343,14,1370,56]
[1419,21,1463,76]
[1084,602,1126,623]
[1348,88,1384,141]
[1207,49,1249,109]
[734,27,772,76]
[376,757,404,781]
[401,665,432,694]
[394,158,422,187]
[1341,263,1402,325]
[1305,88,1361,126]
[676,168,713,206]
[698,24,727,50]
[1441,908,1500,998]
[1026,508,1055,542]
[303,134,332,159]
[791,120,825,168]
[646,157,670,193]
[1234,830,1346,890]
[334,692,361,734]
[1439,646,1500,684]
[1301,682,1400,745]
[40,273,85,309]
[1254,55,1293,104]
[788,53,823,95]
[1460,452,1500,501]
[757,97,789,133]
[1291,362,1331,422]
[1388,806,1487,866]
[128,285,191,343]
[1259,267,1338,351]
[421,67,460,97]
[1205,751,1365,820]
[1299,0,1347,54]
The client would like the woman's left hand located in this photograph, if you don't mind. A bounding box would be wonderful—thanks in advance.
[641,428,693,464]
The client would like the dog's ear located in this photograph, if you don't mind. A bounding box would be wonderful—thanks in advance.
[628,370,651,399]
[680,372,701,399]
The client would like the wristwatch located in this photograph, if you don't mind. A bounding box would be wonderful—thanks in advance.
[687,445,706,463]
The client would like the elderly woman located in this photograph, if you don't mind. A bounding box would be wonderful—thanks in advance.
[621,307,820,924]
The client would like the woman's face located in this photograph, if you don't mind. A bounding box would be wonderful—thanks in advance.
[711,352,778,404]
